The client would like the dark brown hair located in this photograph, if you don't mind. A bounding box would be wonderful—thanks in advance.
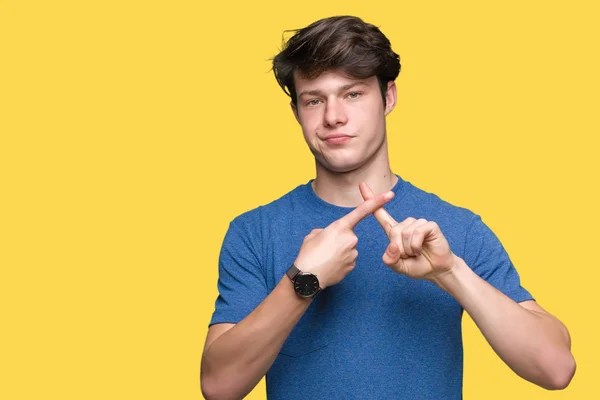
[272,16,401,105]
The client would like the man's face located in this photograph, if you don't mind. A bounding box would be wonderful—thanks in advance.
[292,70,396,173]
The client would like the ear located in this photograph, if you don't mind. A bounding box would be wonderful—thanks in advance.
[384,81,397,116]
[291,101,300,124]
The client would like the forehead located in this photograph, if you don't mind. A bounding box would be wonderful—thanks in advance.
[294,70,378,93]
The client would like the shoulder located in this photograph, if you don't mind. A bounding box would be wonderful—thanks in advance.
[219,184,309,264]
[229,182,309,231]
[392,179,483,257]
[399,179,478,227]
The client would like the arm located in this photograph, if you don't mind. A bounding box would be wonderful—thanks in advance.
[358,182,576,390]
[201,191,395,400]
[201,277,311,400]
[432,257,575,390]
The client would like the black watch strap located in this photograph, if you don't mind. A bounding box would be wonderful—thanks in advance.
[286,264,301,280]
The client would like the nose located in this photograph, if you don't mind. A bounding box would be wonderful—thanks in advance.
[323,98,348,128]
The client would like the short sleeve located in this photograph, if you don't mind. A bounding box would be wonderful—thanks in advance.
[463,215,534,303]
[209,219,268,327]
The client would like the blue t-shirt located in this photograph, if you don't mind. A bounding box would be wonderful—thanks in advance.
[209,176,533,399]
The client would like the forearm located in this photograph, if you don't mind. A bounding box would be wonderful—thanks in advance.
[201,276,311,400]
[432,256,575,390]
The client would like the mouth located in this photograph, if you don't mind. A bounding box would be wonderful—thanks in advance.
[324,134,353,145]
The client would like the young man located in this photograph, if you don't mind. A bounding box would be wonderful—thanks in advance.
[201,16,575,400]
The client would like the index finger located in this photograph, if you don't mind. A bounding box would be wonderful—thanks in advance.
[338,190,395,229]
[358,182,398,236]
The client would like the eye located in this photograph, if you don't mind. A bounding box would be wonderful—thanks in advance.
[305,99,322,106]
[347,92,361,99]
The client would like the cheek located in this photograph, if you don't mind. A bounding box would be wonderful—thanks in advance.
[357,103,385,133]
[298,112,320,138]
[297,109,312,127]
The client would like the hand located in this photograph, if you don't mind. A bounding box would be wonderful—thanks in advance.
[359,182,456,280]
[294,190,395,289]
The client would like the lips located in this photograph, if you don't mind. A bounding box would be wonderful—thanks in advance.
[324,134,353,144]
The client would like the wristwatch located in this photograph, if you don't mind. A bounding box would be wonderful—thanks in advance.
[286,264,321,298]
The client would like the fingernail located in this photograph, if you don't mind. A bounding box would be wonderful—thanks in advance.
[384,191,394,200]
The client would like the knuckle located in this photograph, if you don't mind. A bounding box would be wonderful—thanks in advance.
[330,220,342,230]
[389,225,400,236]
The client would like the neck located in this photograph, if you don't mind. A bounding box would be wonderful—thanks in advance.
[312,140,398,207]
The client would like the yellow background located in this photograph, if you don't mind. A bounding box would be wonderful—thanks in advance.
[1,0,598,399]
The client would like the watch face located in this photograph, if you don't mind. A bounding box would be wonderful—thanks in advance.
[294,273,319,298]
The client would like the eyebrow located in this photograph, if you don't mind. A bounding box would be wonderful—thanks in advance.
[297,81,368,98]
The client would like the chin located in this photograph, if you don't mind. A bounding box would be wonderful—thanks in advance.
[314,137,386,175]
[318,159,364,174]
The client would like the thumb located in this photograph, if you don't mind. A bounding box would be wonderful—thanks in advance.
[382,242,401,266]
